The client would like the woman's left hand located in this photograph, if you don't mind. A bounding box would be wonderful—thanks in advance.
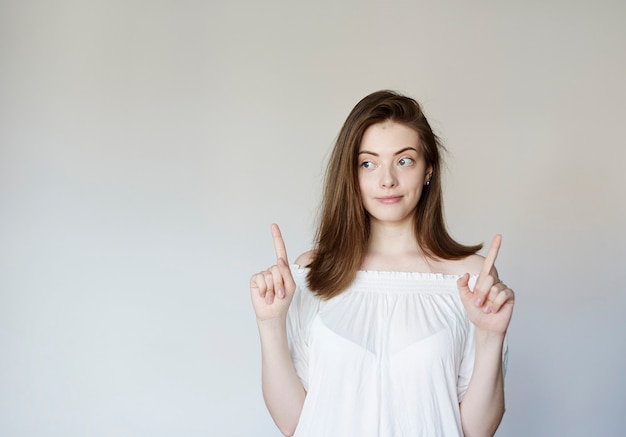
[457,235,515,335]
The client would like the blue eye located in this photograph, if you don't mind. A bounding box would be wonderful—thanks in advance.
[398,157,414,166]
[361,161,374,169]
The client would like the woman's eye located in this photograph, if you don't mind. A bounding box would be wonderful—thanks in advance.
[361,161,374,169]
[398,157,414,166]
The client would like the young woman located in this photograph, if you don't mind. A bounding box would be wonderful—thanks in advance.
[250,90,515,437]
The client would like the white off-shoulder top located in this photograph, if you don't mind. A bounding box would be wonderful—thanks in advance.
[287,265,507,437]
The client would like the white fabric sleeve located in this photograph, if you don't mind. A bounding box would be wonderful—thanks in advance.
[286,267,320,392]
[457,320,475,402]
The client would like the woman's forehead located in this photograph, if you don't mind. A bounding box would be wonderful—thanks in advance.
[359,121,421,152]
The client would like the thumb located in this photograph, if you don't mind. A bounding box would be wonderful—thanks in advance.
[277,257,296,295]
[457,273,472,298]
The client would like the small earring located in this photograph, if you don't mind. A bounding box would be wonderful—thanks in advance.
[426,180,430,186]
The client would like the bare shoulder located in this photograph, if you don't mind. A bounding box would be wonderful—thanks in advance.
[294,250,314,268]
[434,254,485,276]
[455,254,486,276]
[439,253,502,279]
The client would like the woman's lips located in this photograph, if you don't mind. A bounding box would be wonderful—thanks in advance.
[377,196,402,204]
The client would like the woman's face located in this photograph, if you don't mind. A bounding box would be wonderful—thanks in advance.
[357,121,432,227]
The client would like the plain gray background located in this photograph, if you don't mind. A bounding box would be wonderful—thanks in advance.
[1,0,625,436]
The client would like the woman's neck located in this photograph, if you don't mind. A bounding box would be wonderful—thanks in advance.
[366,221,420,257]
[361,219,436,272]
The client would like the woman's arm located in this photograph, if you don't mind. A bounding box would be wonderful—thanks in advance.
[459,330,506,437]
[250,225,306,436]
[257,317,306,436]
[456,235,515,437]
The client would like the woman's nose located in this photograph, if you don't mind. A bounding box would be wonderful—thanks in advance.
[380,167,397,188]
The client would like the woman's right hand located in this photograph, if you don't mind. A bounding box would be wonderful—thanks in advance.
[250,224,297,322]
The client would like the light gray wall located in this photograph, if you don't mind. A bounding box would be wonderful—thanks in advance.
[1,1,625,436]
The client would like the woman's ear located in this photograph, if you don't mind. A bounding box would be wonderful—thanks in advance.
[425,166,434,185]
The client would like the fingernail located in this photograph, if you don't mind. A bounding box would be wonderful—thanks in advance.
[483,305,491,313]
[475,298,483,307]
[277,289,285,299]
[266,295,273,304]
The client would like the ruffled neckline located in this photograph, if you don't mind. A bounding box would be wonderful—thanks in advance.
[292,264,476,280]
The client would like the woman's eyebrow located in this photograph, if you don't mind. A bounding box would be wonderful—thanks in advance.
[358,150,378,156]
[394,147,418,155]
[358,147,418,156]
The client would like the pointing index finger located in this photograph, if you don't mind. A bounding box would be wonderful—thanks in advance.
[271,223,289,263]
[480,234,502,278]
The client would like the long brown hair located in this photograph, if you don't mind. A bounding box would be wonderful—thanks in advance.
[306,90,482,299]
